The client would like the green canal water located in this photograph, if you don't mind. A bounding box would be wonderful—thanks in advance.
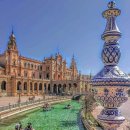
[0,100,85,130]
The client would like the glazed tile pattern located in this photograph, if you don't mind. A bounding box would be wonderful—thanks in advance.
[91,1,130,130]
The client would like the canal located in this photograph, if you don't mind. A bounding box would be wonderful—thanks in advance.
[0,100,85,130]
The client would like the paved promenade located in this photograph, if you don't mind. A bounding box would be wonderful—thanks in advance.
[120,97,130,121]
[0,95,56,107]
[92,97,130,130]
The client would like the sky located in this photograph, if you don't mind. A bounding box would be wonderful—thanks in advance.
[0,0,130,75]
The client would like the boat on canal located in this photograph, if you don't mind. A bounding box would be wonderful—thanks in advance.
[64,104,72,109]
[42,103,53,111]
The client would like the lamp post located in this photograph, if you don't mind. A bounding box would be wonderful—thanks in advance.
[91,1,130,130]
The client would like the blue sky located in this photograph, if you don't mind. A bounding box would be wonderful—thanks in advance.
[0,0,130,75]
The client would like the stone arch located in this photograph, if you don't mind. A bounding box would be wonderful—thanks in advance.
[39,83,42,91]
[48,84,50,93]
[30,82,33,91]
[17,81,21,90]
[63,84,66,92]
[24,82,27,90]
[28,63,30,68]
[58,84,62,94]
[53,84,57,94]
[44,83,46,93]
[69,84,71,91]
[1,81,6,91]
[34,83,37,91]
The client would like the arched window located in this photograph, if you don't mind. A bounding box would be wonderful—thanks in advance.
[34,83,37,90]
[39,73,42,79]
[40,66,42,71]
[48,84,50,92]
[13,60,16,65]
[31,64,33,69]
[44,83,46,92]
[1,81,6,91]
[39,83,42,90]
[28,63,30,68]
[17,81,21,90]
[24,82,27,90]
[24,63,27,68]
[46,73,49,79]
[30,82,32,90]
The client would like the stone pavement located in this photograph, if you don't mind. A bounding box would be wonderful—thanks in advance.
[0,95,57,107]
[92,97,130,130]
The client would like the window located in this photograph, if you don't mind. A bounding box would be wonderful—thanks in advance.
[28,63,30,68]
[31,64,33,69]
[13,60,16,65]
[24,71,28,77]
[24,63,26,68]
[40,66,42,71]
[46,73,49,79]
[35,65,37,69]
[46,66,50,71]
[39,73,42,79]
[32,72,35,78]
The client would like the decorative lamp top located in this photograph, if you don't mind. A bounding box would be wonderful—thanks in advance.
[108,1,116,9]
[92,1,130,86]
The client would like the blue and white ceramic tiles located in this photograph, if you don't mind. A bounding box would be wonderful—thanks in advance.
[91,1,130,130]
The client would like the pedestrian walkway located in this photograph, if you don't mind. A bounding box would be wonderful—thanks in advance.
[92,97,130,130]
[0,96,71,120]
[0,95,56,107]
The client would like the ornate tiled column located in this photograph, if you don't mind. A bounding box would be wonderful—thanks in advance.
[91,1,130,130]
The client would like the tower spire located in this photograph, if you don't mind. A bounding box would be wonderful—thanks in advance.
[70,54,76,69]
[11,25,14,35]
[7,29,17,50]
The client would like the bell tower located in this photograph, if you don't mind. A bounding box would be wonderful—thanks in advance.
[5,30,19,76]
[7,30,18,51]
[70,55,78,80]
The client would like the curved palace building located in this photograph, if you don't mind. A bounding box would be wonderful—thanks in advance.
[0,31,90,96]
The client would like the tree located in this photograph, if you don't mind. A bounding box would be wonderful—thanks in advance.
[84,92,96,119]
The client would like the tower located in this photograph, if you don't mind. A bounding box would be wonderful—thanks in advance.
[7,30,18,51]
[91,1,130,130]
[5,30,19,75]
[70,55,78,80]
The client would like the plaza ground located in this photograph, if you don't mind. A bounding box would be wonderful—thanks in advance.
[92,97,130,130]
[120,97,130,121]
[0,95,57,107]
